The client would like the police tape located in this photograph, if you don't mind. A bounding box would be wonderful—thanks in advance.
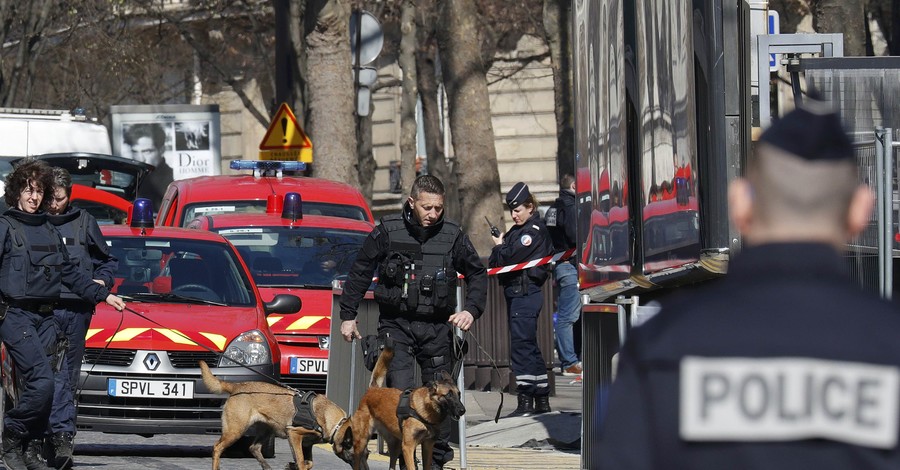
[486,248,575,276]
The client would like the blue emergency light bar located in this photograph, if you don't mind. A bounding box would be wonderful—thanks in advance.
[282,192,303,221]
[229,160,307,172]
[131,198,154,229]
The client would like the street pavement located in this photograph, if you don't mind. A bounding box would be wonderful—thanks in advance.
[60,371,585,469]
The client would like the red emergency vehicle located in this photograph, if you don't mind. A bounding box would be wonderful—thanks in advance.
[156,160,374,227]
[187,192,373,392]
[61,199,298,454]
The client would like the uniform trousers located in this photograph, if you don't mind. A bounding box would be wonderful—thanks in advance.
[505,284,549,397]
[0,307,59,438]
[378,315,456,467]
[49,302,93,435]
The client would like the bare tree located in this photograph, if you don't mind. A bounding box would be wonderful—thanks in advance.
[306,0,358,186]
[437,0,503,253]
[543,0,574,179]
[813,0,866,56]
[398,0,417,196]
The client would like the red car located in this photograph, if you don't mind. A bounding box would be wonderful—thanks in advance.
[65,202,299,453]
[187,193,373,392]
[157,161,374,227]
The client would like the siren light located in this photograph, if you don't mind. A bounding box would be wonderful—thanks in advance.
[266,194,284,214]
[131,198,154,229]
[282,192,303,222]
[229,160,307,178]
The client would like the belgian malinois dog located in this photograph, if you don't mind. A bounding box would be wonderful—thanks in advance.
[199,360,352,470]
[333,347,467,470]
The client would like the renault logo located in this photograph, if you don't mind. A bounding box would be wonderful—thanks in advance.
[143,353,160,371]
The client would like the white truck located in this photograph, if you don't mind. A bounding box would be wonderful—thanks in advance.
[0,107,112,157]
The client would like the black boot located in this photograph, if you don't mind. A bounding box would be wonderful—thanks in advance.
[507,394,534,418]
[534,395,552,414]
[2,432,29,470]
[23,439,51,470]
[47,433,73,470]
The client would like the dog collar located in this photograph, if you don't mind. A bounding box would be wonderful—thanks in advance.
[329,417,348,443]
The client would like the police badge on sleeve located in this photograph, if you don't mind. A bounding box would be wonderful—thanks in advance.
[520,234,533,246]
[679,356,900,449]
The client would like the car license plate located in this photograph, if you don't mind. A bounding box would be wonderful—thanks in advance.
[290,357,328,375]
[107,378,194,399]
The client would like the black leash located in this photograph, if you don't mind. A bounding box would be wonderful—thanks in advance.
[119,304,298,392]
[453,330,505,423]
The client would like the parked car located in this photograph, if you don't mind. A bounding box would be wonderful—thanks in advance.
[156,160,374,227]
[0,200,301,456]
[187,192,373,392]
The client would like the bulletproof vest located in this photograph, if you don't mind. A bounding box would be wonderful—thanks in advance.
[0,212,66,301]
[48,209,91,300]
[374,215,459,316]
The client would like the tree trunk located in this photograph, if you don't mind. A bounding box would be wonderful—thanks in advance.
[288,0,308,121]
[398,0,418,197]
[357,98,376,203]
[543,0,575,179]
[416,0,460,222]
[436,0,503,255]
[813,0,866,56]
[306,0,359,186]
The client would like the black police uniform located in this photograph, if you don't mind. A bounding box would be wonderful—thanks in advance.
[339,202,487,468]
[47,207,117,440]
[0,208,112,445]
[489,208,553,403]
[595,244,900,469]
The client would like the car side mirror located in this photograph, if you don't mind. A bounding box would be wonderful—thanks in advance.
[264,294,301,315]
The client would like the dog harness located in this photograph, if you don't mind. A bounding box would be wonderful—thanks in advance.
[292,391,324,438]
[396,388,439,433]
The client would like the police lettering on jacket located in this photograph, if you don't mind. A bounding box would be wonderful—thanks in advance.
[680,356,900,449]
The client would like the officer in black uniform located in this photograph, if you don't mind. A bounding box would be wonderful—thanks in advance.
[595,103,900,469]
[339,174,487,470]
[45,167,118,469]
[490,182,554,417]
[0,159,126,470]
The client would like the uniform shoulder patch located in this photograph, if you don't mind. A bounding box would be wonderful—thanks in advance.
[520,234,533,246]
[531,224,541,231]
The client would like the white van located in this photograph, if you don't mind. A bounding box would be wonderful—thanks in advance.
[0,107,111,157]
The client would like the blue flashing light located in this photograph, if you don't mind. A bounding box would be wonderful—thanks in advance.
[282,192,303,221]
[131,198,154,229]
[229,160,307,172]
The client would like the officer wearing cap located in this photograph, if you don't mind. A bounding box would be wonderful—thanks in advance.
[490,182,554,417]
[339,174,487,470]
[594,102,900,469]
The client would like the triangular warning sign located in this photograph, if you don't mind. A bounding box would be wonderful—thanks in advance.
[259,103,313,162]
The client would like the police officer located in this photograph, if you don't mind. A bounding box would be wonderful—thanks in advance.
[545,173,582,376]
[339,174,487,470]
[44,167,118,469]
[490,182,554,417]
[0,159,126,470]
[595,103,900,469]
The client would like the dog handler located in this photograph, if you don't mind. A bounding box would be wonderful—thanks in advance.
[44,167,118,469]
[339,174,487,470]
[0,159,126,470]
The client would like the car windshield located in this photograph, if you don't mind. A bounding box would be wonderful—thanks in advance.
[217,226,367,288]
[107,236,256,306]
[181,201,368,226]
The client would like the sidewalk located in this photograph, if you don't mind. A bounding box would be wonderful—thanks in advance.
[447,372,584,469]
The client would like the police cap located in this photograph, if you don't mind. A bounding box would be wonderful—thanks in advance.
[759,100,854,162]
[506,182,530,209]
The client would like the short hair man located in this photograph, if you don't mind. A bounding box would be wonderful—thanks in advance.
[124,123,174,211]
[594,103,900,469]
[545,173,581,376]
[339,174,487,469]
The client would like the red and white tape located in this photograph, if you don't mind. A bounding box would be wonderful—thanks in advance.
[487,248,575,276]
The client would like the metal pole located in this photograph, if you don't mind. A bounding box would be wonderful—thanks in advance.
[885,128,894,300]
[876,128,887,298]
[455,285,467,469]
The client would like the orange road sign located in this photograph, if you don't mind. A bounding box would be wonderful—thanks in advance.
[259,103,313,162]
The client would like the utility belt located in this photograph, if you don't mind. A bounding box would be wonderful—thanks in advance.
[500,269,547,297]
[6,299,57,314]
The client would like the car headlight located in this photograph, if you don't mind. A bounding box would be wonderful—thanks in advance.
[220,330,271,367]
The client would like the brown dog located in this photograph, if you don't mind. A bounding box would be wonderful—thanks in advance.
[333,347,466,470]
[199,360,352,470]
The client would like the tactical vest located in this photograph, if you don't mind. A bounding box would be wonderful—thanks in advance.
[49,210,92,300]
[545,192,576,251]
[374,215,459,316]
[0,213,66,301]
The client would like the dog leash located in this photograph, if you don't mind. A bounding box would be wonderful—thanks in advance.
[454,330,505,423]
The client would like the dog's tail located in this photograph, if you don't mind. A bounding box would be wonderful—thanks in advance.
[368,346,394,388]
[199,360,236,395]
